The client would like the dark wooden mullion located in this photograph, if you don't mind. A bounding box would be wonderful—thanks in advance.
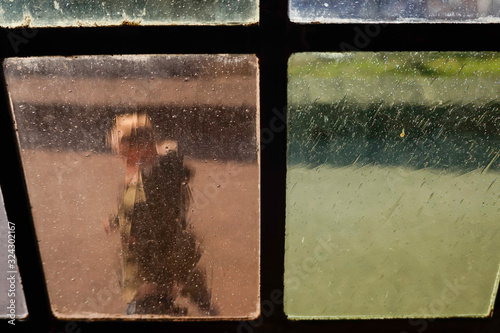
[0,25,259,58]
[288,23,500,53]
[257,0,289,328]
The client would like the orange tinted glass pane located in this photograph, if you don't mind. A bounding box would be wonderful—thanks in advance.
[4,54,260,320]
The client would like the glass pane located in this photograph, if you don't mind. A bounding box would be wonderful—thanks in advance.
[4,54,260,320]
[0,187,28,321]
[0,0,258,27]
[286,52,500,319]
[290,0,500,23]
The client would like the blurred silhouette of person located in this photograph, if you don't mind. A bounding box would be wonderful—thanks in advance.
[105,113,215,315]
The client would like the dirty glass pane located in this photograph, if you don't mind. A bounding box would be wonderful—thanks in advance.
[0,187,28,321]
[0,0,258,27]
[290,0,500,23]
[286,52,500,319]
[4,54,260,320]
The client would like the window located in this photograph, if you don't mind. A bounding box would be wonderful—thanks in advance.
[4,54,260,320]
[0,186,28,321]
[0,0,258,27]
[289,0,500,23]
[285,52,500,319]
[0,0,499,331]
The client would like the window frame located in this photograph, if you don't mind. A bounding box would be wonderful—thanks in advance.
[0,0,499,332]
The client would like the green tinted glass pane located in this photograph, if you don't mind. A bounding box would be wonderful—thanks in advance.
[0,0,257,27]
[286,52,500,319]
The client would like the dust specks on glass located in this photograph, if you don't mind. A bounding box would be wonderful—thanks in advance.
[3,54,260,320]
[0,187,28,320]
[289,0,500,23]
[0,0,258,27]
[285,52,500,319]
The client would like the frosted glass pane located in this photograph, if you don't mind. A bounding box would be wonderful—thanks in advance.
[0,0,258,27]
[286,52,500,319]
[0,187,28,321]
[290,0,500,23]
[4,54,260,320]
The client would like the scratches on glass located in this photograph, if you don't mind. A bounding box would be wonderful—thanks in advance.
[0,0,258,28]
[4,54,260,320]
[285,52,500,319]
